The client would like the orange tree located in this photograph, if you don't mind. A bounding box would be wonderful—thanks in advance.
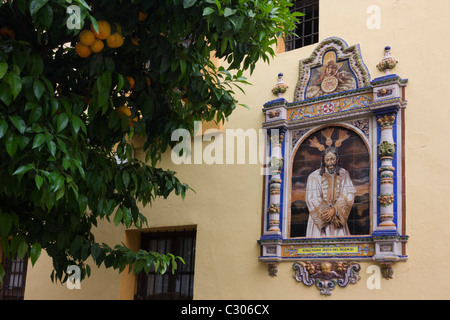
[0,0,300,283]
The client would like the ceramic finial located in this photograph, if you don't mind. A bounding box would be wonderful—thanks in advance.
[377,46,398,75]
[272,73,288,98]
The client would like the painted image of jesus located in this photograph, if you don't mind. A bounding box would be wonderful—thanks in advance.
[305,128,357,237]
[305,147,357,237]
[290,126,370,238]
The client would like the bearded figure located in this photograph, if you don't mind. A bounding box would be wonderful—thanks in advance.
[305,129,357,237]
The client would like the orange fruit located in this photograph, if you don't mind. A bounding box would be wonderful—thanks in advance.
[90,20,111,40]
[116,106,138,127]
[116,106,131,118]
[130,36,139,46]
[79,29,95,46]
[128,117,138,127]
[90,39,104,53]
[75,42,91,58]
[126,76,135,89]
[0,26,15,39]
[106,32,124,48]
[139,12,148,22]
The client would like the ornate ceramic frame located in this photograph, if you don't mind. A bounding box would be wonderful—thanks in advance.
[259,37,408,295]
[293,37,371,102]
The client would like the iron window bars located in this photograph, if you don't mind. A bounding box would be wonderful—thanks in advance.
[285,0,319,51]
[135,229,196,300]
[0,255,28,300]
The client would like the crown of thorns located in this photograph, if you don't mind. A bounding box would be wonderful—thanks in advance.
[309,128,350,152]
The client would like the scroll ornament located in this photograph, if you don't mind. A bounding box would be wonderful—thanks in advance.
[293,261,361,296]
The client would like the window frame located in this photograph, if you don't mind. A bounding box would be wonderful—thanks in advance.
[285,0,320,51]
[0,254,28,300]
[134,228,197,300]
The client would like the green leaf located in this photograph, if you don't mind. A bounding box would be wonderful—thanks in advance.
[0,212,13,237]
[29,0,49,16]
[53,174,64,192]
[88,13,99,33]
[117,74,124,92]
[0,63,7,79]
[224,8,237,17]
[9,116,26,134]
[0,118,8,139]
[122,207,132,227]
[38,4,53,28]
[8,72,22,100]
[180,59,187,76]
[55,185,65,201]
[114,207,123,226]
[30,243,42,266]
[28,105,42,123]
[35,174,44,190]
[71,115,86,135]
[122,171,130,188]
[32,133,45,149]
[56,113,69,132]
[50,97,59,115]
[47,140,56,156]
[0,82,12,106]
[89,54,103,76]
[81,242,90,260]
[183,0,197,9]
[91,243,101,261]
[62,157,71,170]
[17,238,28,259]
[202,7,215,16]
[29,54,44,76]
[17,135,30,150]
[79,194,88,214]
[33,78,45,100]
[220,38,228,54]
[5,133,18,157]
[75,0,91,10]
[13,164,34,176]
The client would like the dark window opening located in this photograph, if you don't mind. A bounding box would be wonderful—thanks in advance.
[135,229,196,300]
[285,0,319,51]
[0,255,28,300]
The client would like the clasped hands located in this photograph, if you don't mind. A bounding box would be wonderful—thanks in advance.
[320,207,343,228]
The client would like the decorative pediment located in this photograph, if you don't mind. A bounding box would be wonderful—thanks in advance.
[293,37,371,102]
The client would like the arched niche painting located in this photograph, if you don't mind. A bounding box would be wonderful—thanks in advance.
[290,125,370,238]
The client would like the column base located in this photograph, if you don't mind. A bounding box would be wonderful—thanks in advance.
[260,232,283,241]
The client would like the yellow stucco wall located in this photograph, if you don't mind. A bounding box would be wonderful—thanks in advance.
[24,0,450,299]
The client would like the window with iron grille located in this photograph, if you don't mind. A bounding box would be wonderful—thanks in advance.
[0,255,28,300]
[285,0,319,51]
[135,229,196,300]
